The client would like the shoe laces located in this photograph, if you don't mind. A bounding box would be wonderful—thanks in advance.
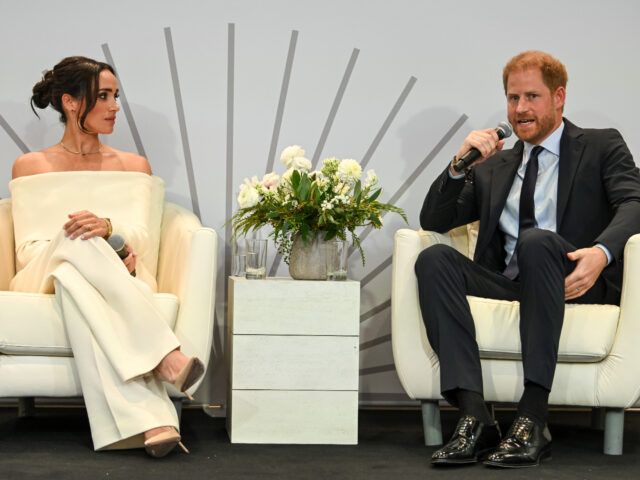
[455,415,476,438]
[506,416,533,442]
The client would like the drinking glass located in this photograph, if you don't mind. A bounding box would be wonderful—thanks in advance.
[245,238,268,279]
[326,239,348,281]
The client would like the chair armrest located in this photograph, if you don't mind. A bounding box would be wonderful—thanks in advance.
[0,199,15,290]
[598,233,640,406]
[390,225,473,400]
[157,202,218,394]
[391,229,445,400]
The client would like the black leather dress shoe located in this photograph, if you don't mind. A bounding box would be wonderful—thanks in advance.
[431,415,501,465]
[484,415,552,468]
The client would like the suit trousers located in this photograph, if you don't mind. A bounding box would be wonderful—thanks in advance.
[414,228,616,404]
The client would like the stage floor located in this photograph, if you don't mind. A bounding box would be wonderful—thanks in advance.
[1,405,639,479]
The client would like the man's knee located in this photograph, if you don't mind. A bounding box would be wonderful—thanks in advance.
[516,229,567,269]
[415,243,459,277]
[517,229,565,256]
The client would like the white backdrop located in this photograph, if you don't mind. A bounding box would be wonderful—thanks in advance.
[1,0,639,412]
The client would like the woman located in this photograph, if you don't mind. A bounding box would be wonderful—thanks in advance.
[9,56,204,458]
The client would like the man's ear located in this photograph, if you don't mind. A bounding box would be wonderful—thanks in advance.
[554,86,566,111]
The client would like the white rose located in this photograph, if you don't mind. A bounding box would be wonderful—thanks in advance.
[280,145,306,167]
[337,158,362,185]
[237,185,260,208]
[288,156,312,172]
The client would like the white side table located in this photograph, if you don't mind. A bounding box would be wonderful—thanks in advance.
[226,276,360,444]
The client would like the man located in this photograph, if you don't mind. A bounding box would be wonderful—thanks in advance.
[415,50,640,468]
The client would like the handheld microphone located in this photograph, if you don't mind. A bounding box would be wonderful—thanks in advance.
[107,233,136,277]
[452,121,513,172]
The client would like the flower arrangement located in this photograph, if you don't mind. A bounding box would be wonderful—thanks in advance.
[231,145,407,265]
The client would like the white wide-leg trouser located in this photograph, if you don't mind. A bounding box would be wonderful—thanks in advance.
[11,231,180,450]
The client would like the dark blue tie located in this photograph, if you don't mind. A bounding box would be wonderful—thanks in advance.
[503,145,544,280]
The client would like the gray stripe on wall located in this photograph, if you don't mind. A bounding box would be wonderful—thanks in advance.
[266,30,298,174]
[360,76,417,169]
[360,299,391,323]
[360,255,392,288]
[268,250,283,277]
[360,334,391,351]
[360,364,396,376]
[0,114,29,154]
[164,26,201,219]
[101,43,147,157]
[350,113,468,257]
[225,23,236,287]
[310,48,360,170]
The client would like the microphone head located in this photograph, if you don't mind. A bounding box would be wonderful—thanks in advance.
[496,121,513,139]
[107,233,126,251]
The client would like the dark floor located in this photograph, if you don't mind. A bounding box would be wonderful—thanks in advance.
[1,405,640,479]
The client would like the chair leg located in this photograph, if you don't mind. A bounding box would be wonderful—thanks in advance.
[18,397,35,418]
[603,408,624,455]
[421,400,443,446]
[172,397,183,424]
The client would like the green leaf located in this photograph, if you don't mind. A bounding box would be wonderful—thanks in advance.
[353,181,361,199]
[368,188,382,202]
[291,170,301,189]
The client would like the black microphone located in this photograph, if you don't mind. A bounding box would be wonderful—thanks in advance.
[452,121,513,172]
[107,233,136,277]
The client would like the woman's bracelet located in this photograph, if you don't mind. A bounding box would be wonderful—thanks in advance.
[103,218,112,239]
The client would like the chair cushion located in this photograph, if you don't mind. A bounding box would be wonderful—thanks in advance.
[0,291,179,357]
[469,296,620,362]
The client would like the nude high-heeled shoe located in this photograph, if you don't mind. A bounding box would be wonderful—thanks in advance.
[144,428,190,458]
[157,356,205,401]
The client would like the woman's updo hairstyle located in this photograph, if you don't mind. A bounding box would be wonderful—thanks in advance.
[31,56,115,132]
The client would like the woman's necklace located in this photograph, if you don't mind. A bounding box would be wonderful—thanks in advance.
[59,141,102,156]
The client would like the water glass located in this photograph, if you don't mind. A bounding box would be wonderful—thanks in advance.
[245,238,268,280]
[231,238,247,277]
[326,239,348,281]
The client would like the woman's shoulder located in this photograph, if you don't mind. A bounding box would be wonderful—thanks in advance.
[12,150,53,179]
[104,146,151,174]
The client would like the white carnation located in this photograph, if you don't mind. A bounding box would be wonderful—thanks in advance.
[237,184,260,208]
[337,158,362,185]
[280,145,306,167]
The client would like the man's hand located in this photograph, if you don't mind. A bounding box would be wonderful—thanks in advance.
[450,129,506,175]
[564,247,608,300]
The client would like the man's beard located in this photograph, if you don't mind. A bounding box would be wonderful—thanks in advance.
[512,109,558,145]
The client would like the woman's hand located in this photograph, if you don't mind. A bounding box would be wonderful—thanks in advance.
[123,244,137,274]
[64,210,110,240]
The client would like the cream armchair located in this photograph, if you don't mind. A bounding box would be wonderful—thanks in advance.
[391,224,640,455]
[0,194,217,420]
